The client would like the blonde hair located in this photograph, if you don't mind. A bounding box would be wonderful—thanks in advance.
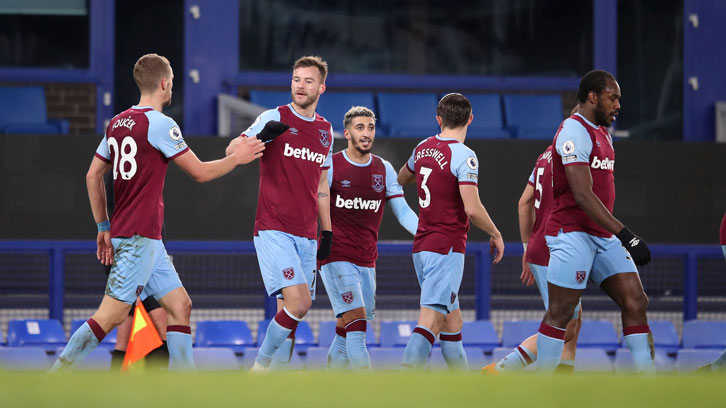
[133,53,172,94]
[293,55,328,82]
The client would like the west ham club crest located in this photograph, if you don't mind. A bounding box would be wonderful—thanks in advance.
[372,174,384,193]
[576,270,586,284]
[283,267,295,280]
[319,129,330,148]
[341,291,354,304]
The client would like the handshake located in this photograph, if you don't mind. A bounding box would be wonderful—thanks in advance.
[225,120,290,161]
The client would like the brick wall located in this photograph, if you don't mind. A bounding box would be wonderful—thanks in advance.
[1,82,96,135]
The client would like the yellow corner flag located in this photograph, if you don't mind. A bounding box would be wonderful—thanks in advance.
[121,297,163,372]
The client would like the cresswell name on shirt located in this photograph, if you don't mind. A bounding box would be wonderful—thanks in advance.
[415,148,448,170]
[335,194,382,212]
[283,142,325,164]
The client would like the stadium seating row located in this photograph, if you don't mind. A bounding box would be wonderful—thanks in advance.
[0,87,69,134]
[3,319,725,352]
[0,345,721,372]
[248,90,563,139]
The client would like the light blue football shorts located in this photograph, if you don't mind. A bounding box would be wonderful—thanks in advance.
[530,262,580,319]
[107,235,182,304]
[254,230,317,299]
[545,229,638,290]
[320,261,376,320]
[412,248,465,315]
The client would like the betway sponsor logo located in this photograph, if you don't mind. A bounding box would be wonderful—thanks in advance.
[335,195,382,212]
[283,143,325,164]
[591,156,614,170]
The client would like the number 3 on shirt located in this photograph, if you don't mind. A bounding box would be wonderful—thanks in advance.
[419,166,433,208]
[108,136,138,180]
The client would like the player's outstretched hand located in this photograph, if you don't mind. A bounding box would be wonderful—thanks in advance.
[317,230,333,261]
[490,235,504,264]
[257,120,289,143]
[520,253,534,286]
[616,227,651,266]
[96,231,113,266]
[229,135,265,164]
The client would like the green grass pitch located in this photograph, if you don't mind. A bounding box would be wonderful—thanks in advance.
[0,371,723,407]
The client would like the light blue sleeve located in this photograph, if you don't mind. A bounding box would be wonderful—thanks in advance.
[322,123,334,169]
[241,109,281,138]
[406,148,416,172]
[527,167,536,185]
[389,196,419,236]
[145,111,187,158]
[555,118,592,165]
[450,143,479,184]
[383,160,404,198]
[95,134,110,161]
[327,154,334,187]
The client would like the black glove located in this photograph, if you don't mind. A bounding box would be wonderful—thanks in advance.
[616,227,651,266]
[256,120,289,143]
[317,230,333,261]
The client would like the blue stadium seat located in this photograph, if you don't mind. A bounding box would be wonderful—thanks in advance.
[7,319,66,351]
[248,90,290,110]
[464,94,510,139]
[257,320,316,350]
[573,348,613,372]
[53,347,111,371]
[578,320,619,352]
[501,320,540,348]
[0,347,51,371]
[682,320,726,349]
[648,320,680,354]
[317,320,377,348]
[462,320,499,352]
[303,346,329,370]
[315,91,376,132]
[675,349,723,372]
[502,94,562,139]
[379,320,418,347]
[195,320,254,353]
[0,87,69,134]
[71,319,118,349]
[376,93,439,137]
[191,347,239,371]
[369,347,404,370]
[614,348,675,373]
[427,347,489,371]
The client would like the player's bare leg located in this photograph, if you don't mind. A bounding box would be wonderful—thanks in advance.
[535,284,582,371]
[341,307,370,370]
[253,284,311,371]
[50,295,131,371]
[600,272,654,373]
[439,309,468,370]
[157,287,195,370]
[327,317,349,369]
[403,306,445,369]
[271,299,296,370]
[557,306,582,373]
